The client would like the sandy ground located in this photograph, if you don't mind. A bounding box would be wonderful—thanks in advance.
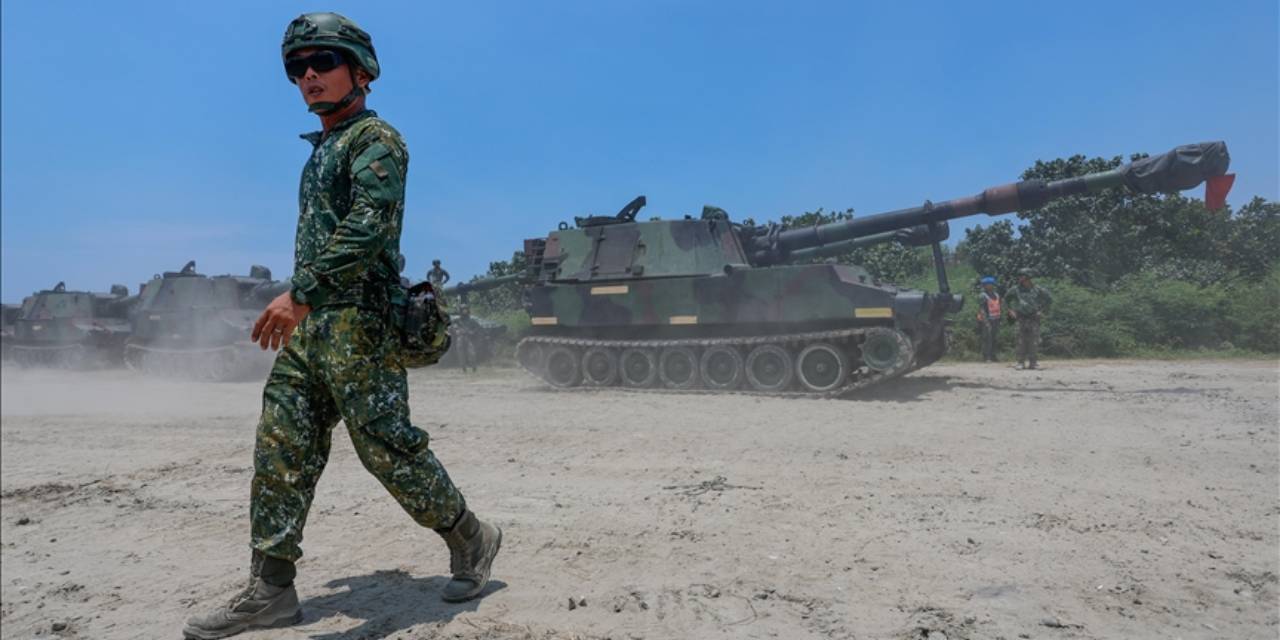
[1,359,1277,640]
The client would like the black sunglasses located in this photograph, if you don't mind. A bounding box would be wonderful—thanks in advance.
[284,50,346,79]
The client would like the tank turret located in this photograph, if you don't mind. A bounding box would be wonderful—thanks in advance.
[124,261,284,380]
[456,141,1232,395]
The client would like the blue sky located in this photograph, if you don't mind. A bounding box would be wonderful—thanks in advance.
[2,1,1276,300]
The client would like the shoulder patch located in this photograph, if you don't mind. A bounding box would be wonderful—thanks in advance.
[352,141,405,205]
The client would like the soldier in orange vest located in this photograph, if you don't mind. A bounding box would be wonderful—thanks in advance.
[976,276,1002,362]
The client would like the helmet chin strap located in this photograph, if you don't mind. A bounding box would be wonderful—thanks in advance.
[307,66,365,115]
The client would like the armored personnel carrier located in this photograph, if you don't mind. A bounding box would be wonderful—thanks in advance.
[9,282,135,368]
[124,261,288,381]
[451,141,1232,396]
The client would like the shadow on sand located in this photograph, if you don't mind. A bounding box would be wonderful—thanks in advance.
[297,570,507,640]
[846,374,955,402]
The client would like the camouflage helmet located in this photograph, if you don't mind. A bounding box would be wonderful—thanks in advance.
[281,13,380,81]
[1017,268,1034,278]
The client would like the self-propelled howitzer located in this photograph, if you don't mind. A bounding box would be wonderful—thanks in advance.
[124,261,287,381]
[462,141,1233,396]
[9,282,136,368]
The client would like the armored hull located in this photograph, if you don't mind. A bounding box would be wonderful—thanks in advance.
[509,227,945,396]
[10,285,133,369]
[123,262,285,381]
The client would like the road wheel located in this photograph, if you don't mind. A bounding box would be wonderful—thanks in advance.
[581,347,619,386]
[699,345,744,390]
[795,342,850,393]
[620,348,658,388]
[744,344,794,392]
[516,340,546,374]
[861,327,912,372]
[543,345,582,388]
[658,346,699,389]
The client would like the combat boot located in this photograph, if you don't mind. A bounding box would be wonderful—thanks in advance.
[183,555,301,639]
[437,509,502,602]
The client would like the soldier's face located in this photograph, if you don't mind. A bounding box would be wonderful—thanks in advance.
[289,47,355,109]
[1019,276,1031,286]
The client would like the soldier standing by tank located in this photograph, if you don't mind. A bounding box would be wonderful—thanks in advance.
[1005,269,1052,370]
[183,14,501,639]
[427,259,451,289]
[453,303,480,373]
[976,275,1003,362]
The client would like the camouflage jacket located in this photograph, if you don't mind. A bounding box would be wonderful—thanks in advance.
[290,110,407,309]
[1005,284,1052,316]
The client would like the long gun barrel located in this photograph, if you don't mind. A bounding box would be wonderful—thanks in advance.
[747,141,1231,265]
[784,223,945,263]
[443,272,525,299]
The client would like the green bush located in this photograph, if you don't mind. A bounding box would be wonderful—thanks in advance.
[1223,266,1280,352]
[914,264,1279,359]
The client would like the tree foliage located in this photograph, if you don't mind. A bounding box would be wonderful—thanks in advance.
[944,150,1279,356]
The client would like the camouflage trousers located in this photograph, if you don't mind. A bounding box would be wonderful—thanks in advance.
[250,307,465,562]
[1015,314,1041,366]
[455,333,476,371]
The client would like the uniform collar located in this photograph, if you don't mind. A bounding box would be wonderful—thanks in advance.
[299,109,378,147]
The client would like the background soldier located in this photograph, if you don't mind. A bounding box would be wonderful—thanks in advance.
[184,14,500,639]
[1005,268,1052,370]
[427,259,451,288]
[453,304,480,373]
[976,275,1002,362]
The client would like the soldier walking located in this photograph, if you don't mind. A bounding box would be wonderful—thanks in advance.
[184,14,500,639]
[1005,269,1052,370]
[976,276,1003,362]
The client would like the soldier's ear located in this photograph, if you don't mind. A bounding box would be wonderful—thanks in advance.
[356,68,372,94]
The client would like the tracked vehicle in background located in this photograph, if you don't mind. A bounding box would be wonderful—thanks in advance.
[124,261,288,381]
[456,142,1232,396]
[9,282,135,368]
[1,302,23,361]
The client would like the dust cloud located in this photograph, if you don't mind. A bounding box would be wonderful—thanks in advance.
[1,360,1277,638]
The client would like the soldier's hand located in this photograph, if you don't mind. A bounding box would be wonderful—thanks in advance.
[252,292,311,351]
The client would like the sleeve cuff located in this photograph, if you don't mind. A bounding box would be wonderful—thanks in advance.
[290,269,328,308]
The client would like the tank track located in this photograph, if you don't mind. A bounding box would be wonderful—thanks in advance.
[514,327,915,399]
[124,342,275,382]
[11,344,105,369]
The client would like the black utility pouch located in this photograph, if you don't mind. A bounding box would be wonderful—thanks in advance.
[397,281,451,368]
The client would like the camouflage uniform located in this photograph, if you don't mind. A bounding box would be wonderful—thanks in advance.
[451,311,480,372]
[253,109,465,562]
[1005,282,1052,367]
